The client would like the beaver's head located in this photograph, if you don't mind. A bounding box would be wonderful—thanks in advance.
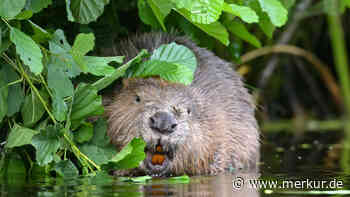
[106,77,215,176]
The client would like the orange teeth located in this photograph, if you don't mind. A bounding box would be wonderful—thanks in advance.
[152,154,165,165]
[152,145,165,165]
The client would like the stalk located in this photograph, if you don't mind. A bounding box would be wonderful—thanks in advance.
[327,2,350,172]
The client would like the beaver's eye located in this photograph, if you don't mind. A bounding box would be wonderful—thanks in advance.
[135,95,141,103]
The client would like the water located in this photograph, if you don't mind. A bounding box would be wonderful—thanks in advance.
[1,139,349,197]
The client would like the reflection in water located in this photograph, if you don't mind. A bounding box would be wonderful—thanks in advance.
[142,174,259,197]
[0,173,260,197]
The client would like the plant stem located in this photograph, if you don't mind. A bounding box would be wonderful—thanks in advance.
[327,2,350,173]
[92,49,148,91]
[16,56,57,125]
[63,133,101,171]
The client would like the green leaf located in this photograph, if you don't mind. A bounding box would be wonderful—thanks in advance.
[0,0,26,19]
[26,0,52,13]
[258,0,288,27]
[169,175,190,183]
[151,42,197,72]
[131,43,197,85]
[176,9,229,45]
[112,138,146,170]
[4,66,24,116]
[341,0,350,12]
[31,126,61,166]
[136,60,193,85]
[72,33,95,56]
[109,141,133,163]
[52,95,68,122]
[187,0,224,24]
[225,20,262,48]
[21,90,49,127]
[49,29,81,78]
[0,67,8,123]
[118,176,152,183]
[47,55,73,122]
[15,10,33,20]
[47,57,74,99]
[10,27,43,75]
[138,0,162,29]
[146,0,174,31]
[223,3,259,23]
[79,119,117,165]
[68,0,110,24]
[74,123,94,143]
[6,125,39,148]
[280,0,296,10]
[171,0,192,9]
[248,0,275,38]
[53,160,79,177]
[71,84,104,121]
[84,56,122,76]
[71,33,95,72]
[29,20,52,44]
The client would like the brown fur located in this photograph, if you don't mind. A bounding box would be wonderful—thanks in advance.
[104,32,260,176]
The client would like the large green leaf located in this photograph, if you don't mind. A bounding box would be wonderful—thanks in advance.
[79,119,117,165]
[258,0,288,27]
[132,42,197,85]
[68,0,110,24]
[177,8,229,45]
[31,125,61,166]
[225,20,261,48]
[71,84,104,121]
[146,0,174,31]
[0,67,8,123]
[6,125,39,148]
[223,3,259,24]
[26,0,52,13]
[151,42,197,72]
[4,66,24,116]
[112,138,146,169]
[49,29,81,78]
[21,90,49,127]
[10,27,43,75]
[187,0,224,24]
[0,0,26,19]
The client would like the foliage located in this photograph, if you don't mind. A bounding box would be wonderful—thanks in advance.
[1,0,325,179]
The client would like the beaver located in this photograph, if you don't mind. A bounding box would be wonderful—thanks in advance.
[104,32,260,176]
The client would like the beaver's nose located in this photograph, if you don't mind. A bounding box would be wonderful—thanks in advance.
[149,112,178,134]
